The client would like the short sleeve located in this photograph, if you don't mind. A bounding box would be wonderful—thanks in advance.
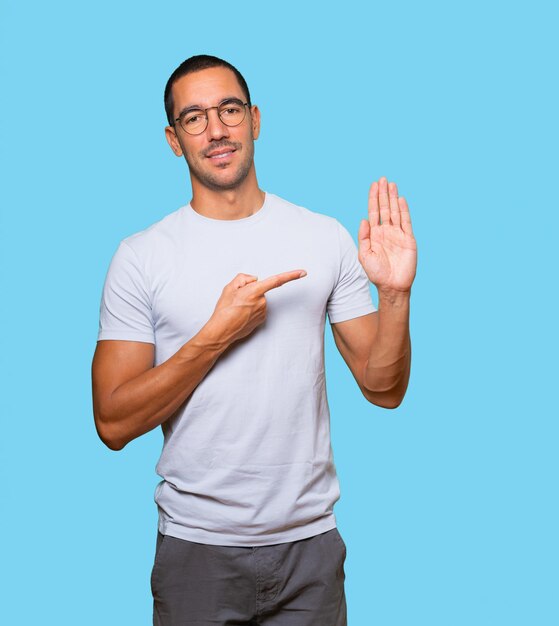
[97,241,155,343]
[327,221,376,324]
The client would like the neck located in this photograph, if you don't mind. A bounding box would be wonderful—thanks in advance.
[190,168,265,220]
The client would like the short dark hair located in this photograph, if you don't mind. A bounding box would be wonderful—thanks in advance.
[164,54,252,126]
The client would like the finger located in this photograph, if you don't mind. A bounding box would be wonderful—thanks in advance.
[358,219,372,257]
[253,269,307,295]
[233,273,259,289]
[378,176,390,225]
[388,181,401,226]
[367,181,380,227]
[398,196,414,235]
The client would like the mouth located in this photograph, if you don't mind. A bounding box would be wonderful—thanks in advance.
[206,148,237,160]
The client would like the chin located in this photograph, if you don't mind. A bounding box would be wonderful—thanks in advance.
[197,164,252,192]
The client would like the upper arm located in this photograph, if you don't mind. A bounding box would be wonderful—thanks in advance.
[330,312,378,394]
[91,339,154,427]
[97,241,155,344]
[327,220,376,325]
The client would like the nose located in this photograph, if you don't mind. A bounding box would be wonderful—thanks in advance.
[205,107,230,141]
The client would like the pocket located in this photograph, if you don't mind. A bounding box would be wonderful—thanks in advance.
[333,528,347,556]
[150,532,168,594]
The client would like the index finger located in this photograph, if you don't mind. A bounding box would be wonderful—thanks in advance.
[368,181,380,227]
[252,269,307,295]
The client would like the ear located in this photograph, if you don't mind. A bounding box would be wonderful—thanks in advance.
[165,125,183,157]
[250,105,261,141]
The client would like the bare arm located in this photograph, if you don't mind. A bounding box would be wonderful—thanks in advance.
[331,176,417,409]
[92,323,228,451]
[92,269,307,451]
[331,292,411,409]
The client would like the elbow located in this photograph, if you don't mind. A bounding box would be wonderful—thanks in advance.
[362,373,410,410]
[362,352,411,410]
[377,396,404,410]
[362,386,406,410]
[102,435,127,452]
[94,410,128,451]
[369,395,403,410]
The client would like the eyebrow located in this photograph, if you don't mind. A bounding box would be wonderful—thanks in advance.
[176,96,245,120]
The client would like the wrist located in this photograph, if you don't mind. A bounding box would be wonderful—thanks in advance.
[197,315,234,353]
[377,287,411,307]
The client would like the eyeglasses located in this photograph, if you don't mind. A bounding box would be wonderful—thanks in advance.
[174,98,249,135]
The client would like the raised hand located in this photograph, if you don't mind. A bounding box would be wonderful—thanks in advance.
[358,176,417,294]
[210,270,307,344]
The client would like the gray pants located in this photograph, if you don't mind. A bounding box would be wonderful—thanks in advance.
[151,528,347,625]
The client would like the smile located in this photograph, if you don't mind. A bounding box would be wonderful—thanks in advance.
[207,150,236,160]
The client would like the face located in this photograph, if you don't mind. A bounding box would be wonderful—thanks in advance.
[165,67,260,192]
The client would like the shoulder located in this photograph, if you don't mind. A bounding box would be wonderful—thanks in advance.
[118,206,186,258]
[266,192,342,233]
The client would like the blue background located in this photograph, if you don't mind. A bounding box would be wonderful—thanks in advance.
[1,1,557,624]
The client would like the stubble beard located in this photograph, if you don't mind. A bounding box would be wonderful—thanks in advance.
[183,138,255,192]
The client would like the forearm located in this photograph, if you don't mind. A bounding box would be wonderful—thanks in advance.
[363,290,412,408]
[99,320,230,450]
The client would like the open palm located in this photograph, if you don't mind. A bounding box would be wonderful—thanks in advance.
[358,176,417,293]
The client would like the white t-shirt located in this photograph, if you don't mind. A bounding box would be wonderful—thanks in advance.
[98,192,376,546]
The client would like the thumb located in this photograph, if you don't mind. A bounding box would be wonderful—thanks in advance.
[233,273,259,289]
[358,219,371,256]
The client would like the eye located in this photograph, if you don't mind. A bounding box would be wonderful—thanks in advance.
[220,102,244,117]
[183,110,205,126]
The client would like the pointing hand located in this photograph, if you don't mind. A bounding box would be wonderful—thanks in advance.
[210,270,307,344]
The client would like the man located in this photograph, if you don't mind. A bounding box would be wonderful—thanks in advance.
[92,54,417,626]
